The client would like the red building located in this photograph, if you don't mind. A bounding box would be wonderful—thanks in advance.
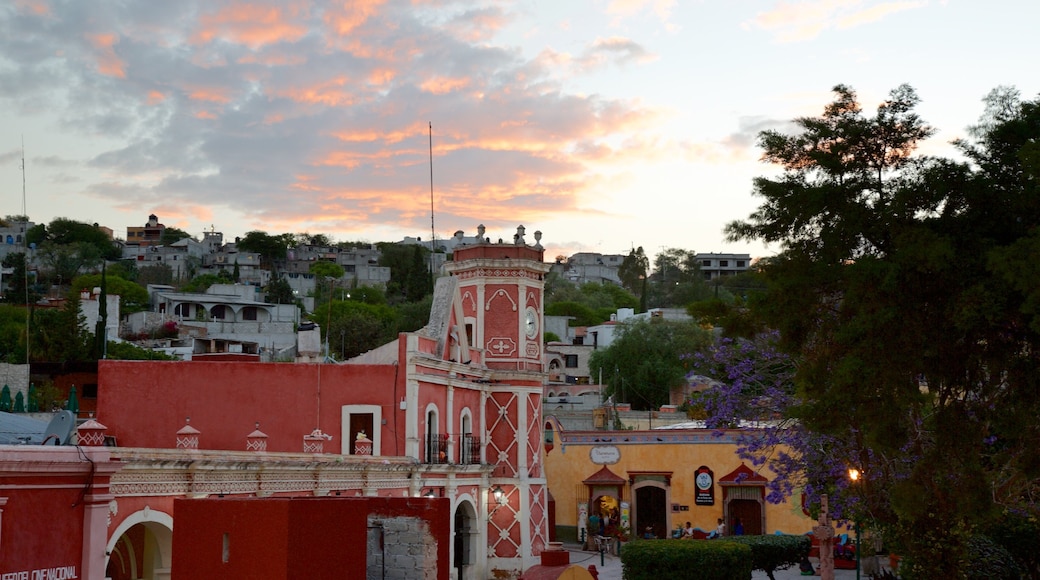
[0,225,550,580]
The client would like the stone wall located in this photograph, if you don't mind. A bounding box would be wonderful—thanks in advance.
[0,363,29,396]
[367,515,438,580]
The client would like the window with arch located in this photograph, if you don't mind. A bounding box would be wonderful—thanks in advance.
[425,407,448,464]
[459,410,479,464]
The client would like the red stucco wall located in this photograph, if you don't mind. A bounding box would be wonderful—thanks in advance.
[97,360,401,453]
[172,496,450,580]
[0,447,117,579]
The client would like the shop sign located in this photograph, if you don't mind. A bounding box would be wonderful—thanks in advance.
[694,465,714,506]
[589,445,620,464]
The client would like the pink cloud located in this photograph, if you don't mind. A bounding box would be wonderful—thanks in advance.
[193,2,310,48]
[15,0,50,16]
[749,0,927,42]
[85,33,126,78]
[323,0,385,36]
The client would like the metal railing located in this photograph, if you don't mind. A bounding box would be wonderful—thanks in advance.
[424,433,449,464]
[459,434,481,465]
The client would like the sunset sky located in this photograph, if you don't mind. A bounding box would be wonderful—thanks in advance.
[1,0,1037,264]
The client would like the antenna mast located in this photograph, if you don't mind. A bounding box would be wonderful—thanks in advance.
[428,122,435,279]
[21,137,29,365]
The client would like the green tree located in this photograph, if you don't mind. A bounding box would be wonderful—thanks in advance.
[104,340,177,360]
[309,261,345,280]
[182,273,224,293]
[71,273,149,314]
[37,241,102,287]
[377,243,433,303]
[588,318,710,410]
[265,277,296,304]
[0,304,28,362]
[159,226,193,245]
[1,252,40,305]
[646,248,712,308]
[236,231,292,271]
[311,300,399,360]
[36,218,120,260]
[618,246,650,310]
[726,84,1040,577]
[137,263,174,286]
[545,282,639,326]
[29,294,89,362]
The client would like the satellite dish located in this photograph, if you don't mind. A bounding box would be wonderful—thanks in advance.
[41,410,75,446]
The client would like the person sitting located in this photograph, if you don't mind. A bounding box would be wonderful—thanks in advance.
[682,521,695,539]
[643,525,655,540]
[708,517,725,539]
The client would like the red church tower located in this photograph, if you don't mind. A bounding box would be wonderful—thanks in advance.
[445,224,551,570]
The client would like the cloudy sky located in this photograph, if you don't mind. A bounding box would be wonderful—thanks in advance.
[1,1,1037,263]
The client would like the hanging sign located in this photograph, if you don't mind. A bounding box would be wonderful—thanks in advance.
[695,465,715,506]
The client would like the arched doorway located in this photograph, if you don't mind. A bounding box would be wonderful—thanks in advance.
[719,463,768,537]
[106,510,173,580]
[453,501,478,580]
[634,486,667,539]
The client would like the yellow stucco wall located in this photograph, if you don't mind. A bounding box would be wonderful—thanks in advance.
[543,422,814,537]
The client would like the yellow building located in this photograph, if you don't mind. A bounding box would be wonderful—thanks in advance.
[543,417,815,543]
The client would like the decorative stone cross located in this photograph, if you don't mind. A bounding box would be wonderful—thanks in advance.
[814,494,836,580]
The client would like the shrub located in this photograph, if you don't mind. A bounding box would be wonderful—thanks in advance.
[720,535,812,580]
[966,535,1024,580]
[620,539,752,580]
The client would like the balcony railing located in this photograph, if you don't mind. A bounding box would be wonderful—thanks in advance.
[459,434,480,465]
[424,433,449,464]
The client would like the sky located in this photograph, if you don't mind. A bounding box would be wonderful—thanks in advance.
[1,0,1038,265]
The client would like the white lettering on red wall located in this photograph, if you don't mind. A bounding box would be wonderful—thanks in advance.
[1,566,77,580]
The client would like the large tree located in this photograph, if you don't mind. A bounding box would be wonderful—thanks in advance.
[71,272,150,314]
[726,85,1040,577]
[236,230,292,271]
[618,246,650,310]
[588,319,710,410]
[646,248,712,308]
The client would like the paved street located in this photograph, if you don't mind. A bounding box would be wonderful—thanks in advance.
[559,543,885,579]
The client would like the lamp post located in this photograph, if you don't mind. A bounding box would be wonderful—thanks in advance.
[848,468,861,580]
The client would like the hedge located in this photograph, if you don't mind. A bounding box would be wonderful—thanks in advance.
[720,535,812,580]
[620,539,752,580]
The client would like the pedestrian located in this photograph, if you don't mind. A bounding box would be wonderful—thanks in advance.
[734,517,744,536]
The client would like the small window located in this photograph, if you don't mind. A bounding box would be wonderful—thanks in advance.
[702,260,711,267]
[565,354,578,368]
[573,336,584,345]
[737,260,746,267]
[720,260,728,267]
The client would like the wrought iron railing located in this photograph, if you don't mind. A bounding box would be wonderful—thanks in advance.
[424,433,449,464]
[459,434,481,465]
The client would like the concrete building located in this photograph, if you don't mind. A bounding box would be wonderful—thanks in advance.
[124,283,300,358]
[125,213,165,247]
[549,252,625,286]
[695,252,752,280]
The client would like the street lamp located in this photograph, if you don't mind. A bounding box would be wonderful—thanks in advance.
[848,468,861,580]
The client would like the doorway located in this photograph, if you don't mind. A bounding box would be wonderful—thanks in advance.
[728,498,763,535]
[634,486,667,539]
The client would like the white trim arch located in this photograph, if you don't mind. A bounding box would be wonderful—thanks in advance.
[106,507,174,579]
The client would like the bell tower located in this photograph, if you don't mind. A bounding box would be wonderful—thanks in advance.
[445,224,547,371]
[444,225,551,573]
